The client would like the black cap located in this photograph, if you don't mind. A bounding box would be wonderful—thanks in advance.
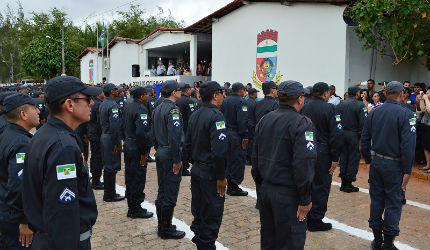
[103,83,118,93]
[224,82,231,87]
[179,82,192,90]
[248,88,260,95]
[386,81,404,94]
[118,88,126,94]
[232,82,246,92]
[3,93,43,113]
[305,86,312,95]
[45,76,101,103]
[262,81,277,91]
[312,82,330,93]
[277,80,306,97]
[329,85,336,91]
[130,86,151,98]
[0,92,16,105]
[200,81,222,97]
[161,80,179,95]
[348,86,361,96]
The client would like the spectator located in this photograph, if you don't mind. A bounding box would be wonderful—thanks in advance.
[401,88,415,112]
[175,63,182,76]
[205,62,212,76]
[167,61,175,76]
[403,81,411,88]
[156,60,166,76]
[193,81,201,91]
[360,89,370,107]
[224,82,231,89]
[418,88,430,172]
[410,82,423,103]
[377,82,387,103]
[328,85,341,105]
[183,67,192,76]
[357,79,376,97]
[344,92,349,100]
[246,83,252,90]
[367,92,383,112]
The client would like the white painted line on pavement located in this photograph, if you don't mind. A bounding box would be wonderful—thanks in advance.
[332,181,430,211]
[114,184,230,250]
[239,185,418,250]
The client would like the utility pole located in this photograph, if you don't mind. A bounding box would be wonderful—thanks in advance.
[10,52,13,83]
[61,25,65,74]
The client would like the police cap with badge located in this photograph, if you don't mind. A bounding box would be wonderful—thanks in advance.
[130,86,151,98]
[45,76,102,103]
[277,80,307,97]
[3,93,43,113]
[161,80,180,95]
[200,81,222,98]
[231,82,246,92]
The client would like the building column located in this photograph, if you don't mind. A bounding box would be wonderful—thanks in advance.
[190,34,197,76]
[141,47,148,71]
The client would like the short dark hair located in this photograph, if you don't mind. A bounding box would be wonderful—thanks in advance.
[47,93,81,115]
[201,90,218,103]
[263,88,271,95]
[279,94,301,106]
[368,79,375,84]
[404,81,411,84]
[5,104,29,123]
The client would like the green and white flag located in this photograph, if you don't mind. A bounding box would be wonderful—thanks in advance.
[16,153,26,164]
[56,164,77,180]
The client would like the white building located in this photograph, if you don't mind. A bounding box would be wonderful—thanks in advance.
[77,47,102,85]
[79,0,430,95]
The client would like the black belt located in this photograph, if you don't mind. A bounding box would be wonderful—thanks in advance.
[125,137,137,141]
[375,153,400,161]
[195,161,214,167]
[316,142,328,146]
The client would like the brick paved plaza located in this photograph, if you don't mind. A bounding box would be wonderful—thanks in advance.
[91,151,430,250]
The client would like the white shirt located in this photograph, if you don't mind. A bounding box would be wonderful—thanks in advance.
[328,95,340,105]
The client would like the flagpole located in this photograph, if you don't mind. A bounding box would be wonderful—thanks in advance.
[96,24,99,85]
[101,22,104,83]
[106,22,109,83]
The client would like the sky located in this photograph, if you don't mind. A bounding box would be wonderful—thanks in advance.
[2,0,233,26]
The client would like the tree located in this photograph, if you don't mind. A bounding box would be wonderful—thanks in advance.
[347,0,430,68]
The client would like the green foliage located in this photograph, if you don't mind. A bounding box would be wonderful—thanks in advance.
[347,0,430,68]
[0,3,184,82]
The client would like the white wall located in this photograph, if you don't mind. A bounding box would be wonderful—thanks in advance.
[141,32,191,50]
[346,26,430,92]
[212,2,348,96]
[80,52,103,85]
[108,41,139,84]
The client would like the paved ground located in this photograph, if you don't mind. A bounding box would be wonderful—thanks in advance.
[91,151,430,250]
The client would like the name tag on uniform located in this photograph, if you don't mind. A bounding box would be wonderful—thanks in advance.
[56,164,77,180]
[335,115,341,122]
[216,121,226,130]
[140,114,147,120]
[242,106,248,112]
[409,118,416,125]
[305,132,314,142]
[16,153,26,164]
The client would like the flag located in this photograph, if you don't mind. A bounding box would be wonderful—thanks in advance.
[99,23,105,47]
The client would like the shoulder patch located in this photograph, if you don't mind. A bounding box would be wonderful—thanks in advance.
[409,118,416,126]
[112,108,119,113]
[305,131,314,141]
[17,169,23,180]
[172,113,180,120]
[16,153,26,164]
[170,108,180,114]
[216,121,226,130]
[140,114,148,120]
[56,164,77,180]
[59,188,76,204]
[242,106,248,112]
[189,103,194,108]
[218,133,227,141]
[363,107,367,112]
[335,115,341,122]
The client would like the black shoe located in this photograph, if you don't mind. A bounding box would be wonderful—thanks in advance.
[104,193,125,202]
[227,185,248,196]
[371,229,383,250]
[192,235,200,248]
[382,234,398,250]
[92,182,104,190]
[147,155,156,163]
[127,207,153,219]
[103,172,125,202]
[307,218,332,232]
[255,202,260,210]
[342,182,359,193]
[159,207,185,239]
[340,179,345,191]
[402,198,406,205]
[246,160,252,165]
[182,169,191,176]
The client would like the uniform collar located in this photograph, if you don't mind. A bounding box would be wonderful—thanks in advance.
[279,104,298,113]
[8,123,32,138]
[384,99,400,105]
[264,96,275,100]
[202,102,218,109]
[47,115,74,133]
[313,96,326,102]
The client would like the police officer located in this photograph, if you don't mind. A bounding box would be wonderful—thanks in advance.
[123,86,154,219]
[88,89,105,190]
[152,80,185,239]
[301,82,343,232]
[0,93,42,249]
[221,82,248,196]
[252,80,316,250]
[254,81,279,124]
[246,88,259,165]
[116,88,127,114]
[22,76,99,250]
[76,122,89,166]
[337,86,367,192]
[0,92,15,135]
[145,86,157,163]
[185,81,228,249]
[361,81,416,250]
[99,83,125,202]
[176,83,195,176]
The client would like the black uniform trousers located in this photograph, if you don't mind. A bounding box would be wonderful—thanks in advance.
[246,127,255,163]
[90,139,103,180]
[309,143,332,220]
[339,130,360,182]
[181,134,190,171]
[226,130,246,186]
[0,222,25,250]
[124,139,147,209]
[100,134,121,173]
[190,163,225,250]
[259,182,307,250]
[30,232,90,250]
[368,156,403,236]
[155,147,182,209]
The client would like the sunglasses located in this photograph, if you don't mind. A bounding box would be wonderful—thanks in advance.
[72,96,92,104]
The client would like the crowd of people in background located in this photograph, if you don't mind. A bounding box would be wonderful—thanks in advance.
[150,60,212,77]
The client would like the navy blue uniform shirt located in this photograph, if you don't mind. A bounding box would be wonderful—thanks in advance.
[246,97,257,128]
[361,100,416,174]
[254,96,279,124]
[221,94,248,139]
[99,97,122,145]
[337,97,367,133]
[88,97,102,141]
[124,99,153,153]
[176,94,196,133]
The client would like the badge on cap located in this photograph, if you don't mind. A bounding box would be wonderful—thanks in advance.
[140,114,147,120]
[59,188,76,204]
[219,133,227,141]
[16,153,25,164]
[56,164,77,180]
[216,121,226,130]
[305,132,314,142]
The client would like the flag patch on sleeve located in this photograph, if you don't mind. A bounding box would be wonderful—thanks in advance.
[56,164,77,180]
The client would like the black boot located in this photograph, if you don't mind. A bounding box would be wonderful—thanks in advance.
[343,181,359,193]
[371,229,383,250]
[159,207,185,239]
[92,176,104,190]
[127,206,153,219]
[156,205,176,236]
[182,168,191,176]
[307,217,332,232]
[147,155,156,162]
[103,172,125,202]
[382,234,398,250]
[227,182,248,196]
[340,178,345,191]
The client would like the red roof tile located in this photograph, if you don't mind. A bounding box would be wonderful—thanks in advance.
[77,47,102,59]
